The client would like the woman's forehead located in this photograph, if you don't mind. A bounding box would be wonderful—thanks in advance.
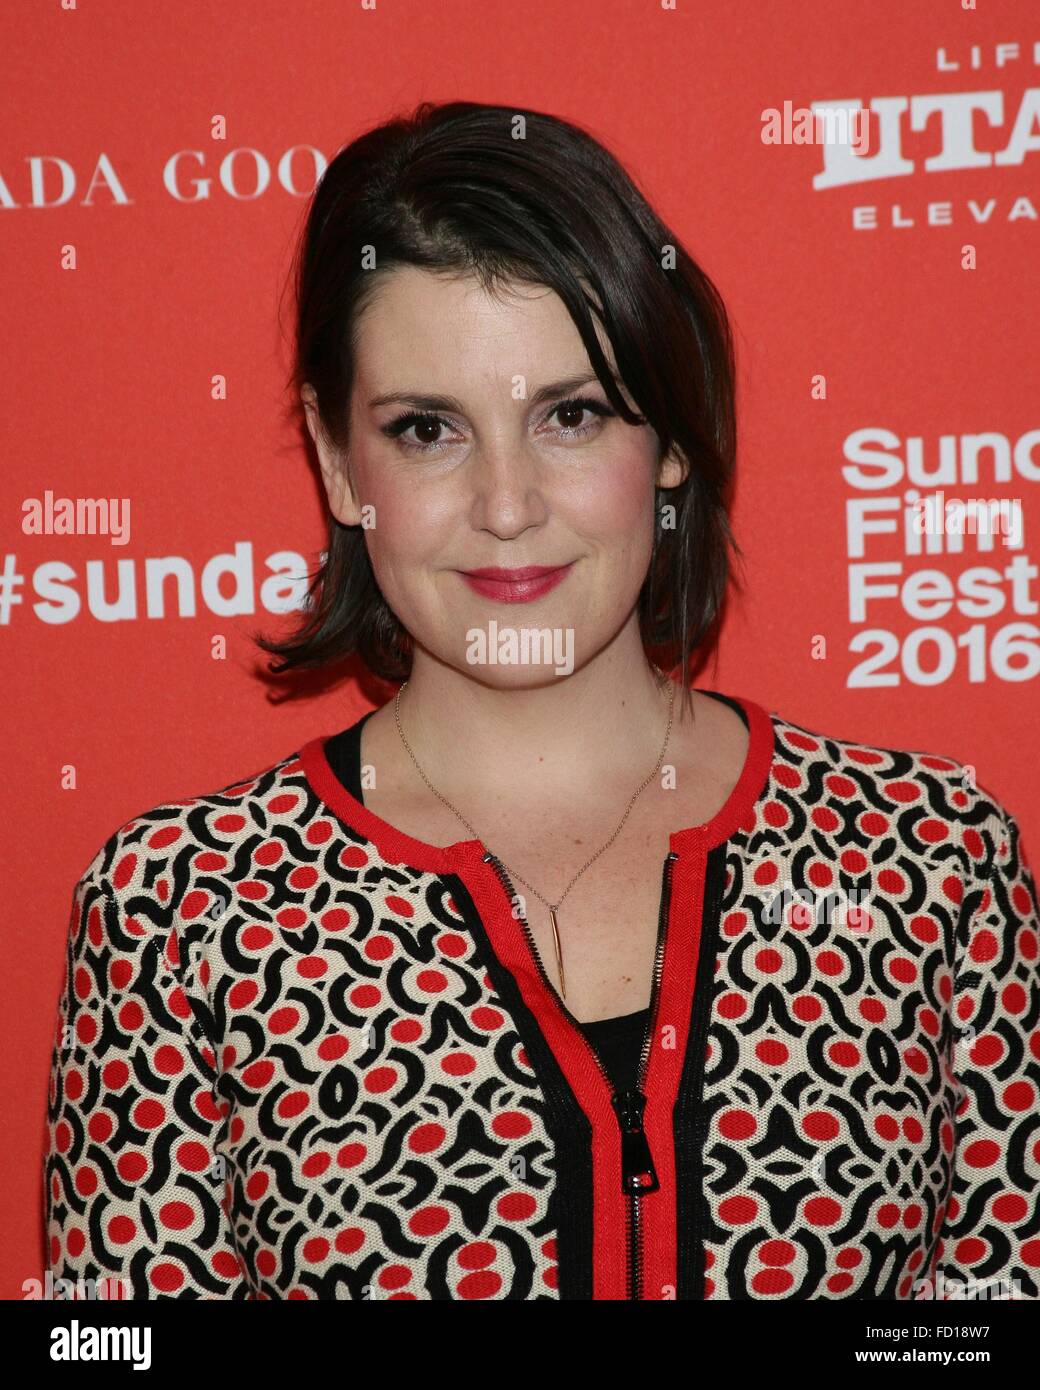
[353,267,620,393]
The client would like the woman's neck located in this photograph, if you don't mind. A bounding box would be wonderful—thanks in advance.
[392,641,687,810]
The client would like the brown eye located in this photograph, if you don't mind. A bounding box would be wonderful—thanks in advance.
[413,418,444,445]
[380,410,458,454]
[546,397,614,438]
[557,402,586,430]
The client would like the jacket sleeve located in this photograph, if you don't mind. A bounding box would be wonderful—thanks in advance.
[935,804,1040,1301]
[43,850,251,1299]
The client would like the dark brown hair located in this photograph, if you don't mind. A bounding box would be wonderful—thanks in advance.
[255,99,743,712]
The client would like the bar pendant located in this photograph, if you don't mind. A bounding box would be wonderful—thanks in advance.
[549,906,566,999]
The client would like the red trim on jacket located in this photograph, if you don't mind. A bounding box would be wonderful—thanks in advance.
[451,844,632,1298]
[297,693,775,872]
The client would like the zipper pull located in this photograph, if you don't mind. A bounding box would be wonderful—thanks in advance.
[611,1088,660,1194]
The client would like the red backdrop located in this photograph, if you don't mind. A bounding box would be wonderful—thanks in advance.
[4,0,1038,1298]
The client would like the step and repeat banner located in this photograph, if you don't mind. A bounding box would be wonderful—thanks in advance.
[3,0,1037,1300]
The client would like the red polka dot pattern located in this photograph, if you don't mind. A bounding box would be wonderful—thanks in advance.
[698,721,1040,1300]
[42,712,1040,1301]
[44,761,555,1300]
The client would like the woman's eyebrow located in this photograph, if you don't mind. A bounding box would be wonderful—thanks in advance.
[367,373,605,412]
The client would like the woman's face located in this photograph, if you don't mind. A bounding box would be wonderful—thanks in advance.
[304,265,686,684]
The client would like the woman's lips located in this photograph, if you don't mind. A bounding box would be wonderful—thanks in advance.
[457,562,575,602]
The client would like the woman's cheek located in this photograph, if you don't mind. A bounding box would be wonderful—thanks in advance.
[572,453,656,539]
[362,482,446,582]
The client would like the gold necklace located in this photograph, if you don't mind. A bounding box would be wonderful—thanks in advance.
[393,669,676,1000]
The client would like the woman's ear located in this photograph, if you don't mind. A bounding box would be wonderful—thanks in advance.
[302,384,363,526]
[656,444,689,490]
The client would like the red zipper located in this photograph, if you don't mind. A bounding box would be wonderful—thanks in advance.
[483,848,678,1300]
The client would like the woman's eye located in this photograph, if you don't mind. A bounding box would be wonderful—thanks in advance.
[380,396,614,455]
[381,412,458,453]
[553,402,589,431]
[545,397,613,438]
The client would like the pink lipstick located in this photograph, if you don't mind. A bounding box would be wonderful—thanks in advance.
[458,563,575,603]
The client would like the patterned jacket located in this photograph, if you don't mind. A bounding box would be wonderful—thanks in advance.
[43,693,1040,1300]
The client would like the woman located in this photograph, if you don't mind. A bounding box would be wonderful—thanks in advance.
[44,100,1039,1301]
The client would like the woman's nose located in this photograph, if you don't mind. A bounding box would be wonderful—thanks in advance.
[465,442,550,535]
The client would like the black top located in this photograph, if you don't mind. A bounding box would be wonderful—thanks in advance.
[324,695,749,1097]
[578,1008,650,1094]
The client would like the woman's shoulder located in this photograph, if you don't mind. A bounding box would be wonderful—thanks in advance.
[760,698,1024,882]
[72,741,318,904]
